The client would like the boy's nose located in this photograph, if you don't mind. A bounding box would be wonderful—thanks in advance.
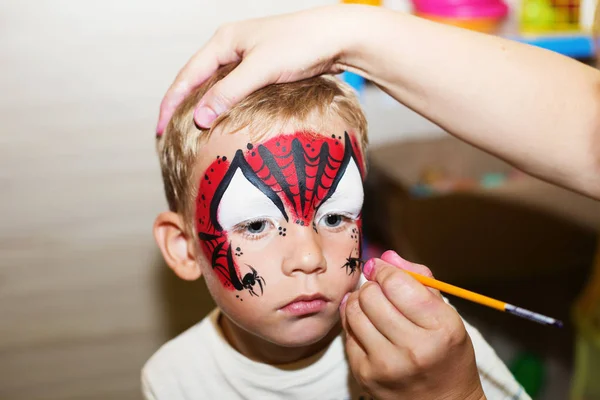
[281,223,327,276]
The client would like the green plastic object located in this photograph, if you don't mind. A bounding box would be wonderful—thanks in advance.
[480,172,507,188]
[570,317,600,399]
[521,0,559,30]
[509,352,546,398]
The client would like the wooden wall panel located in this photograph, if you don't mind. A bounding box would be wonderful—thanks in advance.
[0,1,336,398]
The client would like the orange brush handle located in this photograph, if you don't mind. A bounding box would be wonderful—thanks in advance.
[403,270,507,311]
[398,269,562,327]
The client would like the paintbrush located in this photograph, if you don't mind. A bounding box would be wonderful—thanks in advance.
[355,259,563,328]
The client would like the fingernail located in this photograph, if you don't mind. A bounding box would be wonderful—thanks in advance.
[362,258,375,279]
[194,106,218,128]
[381,250,404,266]
[340,293,350,309]
[156,110,170,136]
[155,122,164,137]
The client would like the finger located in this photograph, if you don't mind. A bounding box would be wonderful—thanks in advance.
[342,291,394,357]
[357,281,420,345]
[339,293,350,330]
[157,48,218,135]
[380,250,441,298]
[193,53,278,128]
[156,32,240,135]
[368,260,449,329]
[344,328,369,376]
[339,293,369,363]
[380,250,433,277]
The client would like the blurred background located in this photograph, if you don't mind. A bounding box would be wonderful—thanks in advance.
[1,0,599,399]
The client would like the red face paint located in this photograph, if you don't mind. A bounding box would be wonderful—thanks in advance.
[195,131,364,296]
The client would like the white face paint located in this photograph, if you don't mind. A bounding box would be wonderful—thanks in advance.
[217,169,285,232]
[314,158,364,223]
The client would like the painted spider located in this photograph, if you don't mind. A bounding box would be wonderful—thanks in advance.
[241,266,266,296]
[342,253,363,276]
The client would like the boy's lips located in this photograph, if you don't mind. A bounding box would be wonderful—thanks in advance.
[279,293,330,316]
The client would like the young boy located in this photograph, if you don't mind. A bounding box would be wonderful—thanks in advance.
[143,64,529,400]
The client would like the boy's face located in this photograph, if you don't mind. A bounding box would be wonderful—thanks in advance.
[194,116,365,347]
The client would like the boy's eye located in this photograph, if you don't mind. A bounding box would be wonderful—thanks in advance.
[324,214,343,228]
[231,218,274,240]
[247,220,267,234]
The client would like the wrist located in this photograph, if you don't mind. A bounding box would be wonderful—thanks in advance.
[441,374,485,400]
[334,5,406,78]
[329,4,384,78]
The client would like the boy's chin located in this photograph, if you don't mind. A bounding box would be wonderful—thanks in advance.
[265,317,342,348]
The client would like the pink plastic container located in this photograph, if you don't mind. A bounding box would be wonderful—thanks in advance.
[414,0,509,33]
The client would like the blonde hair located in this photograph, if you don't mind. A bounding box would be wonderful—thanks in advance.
[157,63,368,222]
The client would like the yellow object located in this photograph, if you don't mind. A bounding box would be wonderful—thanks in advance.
[420,167,446,185]
[341,0,383,5]
[594,0,600,46]
[405,270,507,310]
[402,270,562,326]
[416,12,505,33]
[571,233,600,399]
[520,0,582,33]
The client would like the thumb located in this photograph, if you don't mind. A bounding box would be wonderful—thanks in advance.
[338,292,350,331]
[194,56,275,128]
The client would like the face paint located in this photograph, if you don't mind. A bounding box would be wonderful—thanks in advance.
[195,131,364,296]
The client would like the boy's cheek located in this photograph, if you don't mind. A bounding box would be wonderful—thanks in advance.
[321,227,363,276]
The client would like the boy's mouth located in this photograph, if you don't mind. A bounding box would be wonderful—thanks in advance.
[279,293,329,316]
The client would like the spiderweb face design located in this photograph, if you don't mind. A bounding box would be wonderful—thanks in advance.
[195,131,365,296]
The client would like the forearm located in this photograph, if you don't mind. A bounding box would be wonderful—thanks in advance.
[339,6,600,198]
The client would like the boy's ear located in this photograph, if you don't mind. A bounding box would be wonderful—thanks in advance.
[153,211,202,281]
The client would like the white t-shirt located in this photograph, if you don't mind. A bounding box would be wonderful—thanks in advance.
[142,308,530,400]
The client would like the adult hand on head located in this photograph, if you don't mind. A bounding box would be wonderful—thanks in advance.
[156,5,360,134]
[339,251,485,400]
[156,3,600,199]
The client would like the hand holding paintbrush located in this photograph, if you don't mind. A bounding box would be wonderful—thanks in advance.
[354,252,562,328]
[339,251,488,400]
